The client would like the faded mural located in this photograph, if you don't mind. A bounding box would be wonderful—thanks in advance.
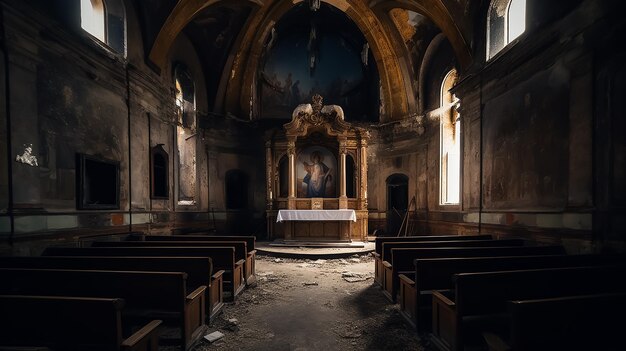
[297,146,337,198]
[259,3,379,122]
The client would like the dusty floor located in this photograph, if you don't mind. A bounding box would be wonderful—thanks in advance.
[191,254,430,351]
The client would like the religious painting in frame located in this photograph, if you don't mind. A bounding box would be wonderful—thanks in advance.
[297,146,337,198]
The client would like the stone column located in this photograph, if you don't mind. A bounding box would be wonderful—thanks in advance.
[339,139,347,209]
[359,138,368,210]
[287,139,296,209]
[265,140,273,209]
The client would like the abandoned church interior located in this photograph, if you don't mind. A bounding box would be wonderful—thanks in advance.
[0,0,625,350]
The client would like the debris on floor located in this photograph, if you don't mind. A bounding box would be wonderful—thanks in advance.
[302,281,319,286]
[204,331,225,343]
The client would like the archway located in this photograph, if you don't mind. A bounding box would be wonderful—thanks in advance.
[386,173,408,236]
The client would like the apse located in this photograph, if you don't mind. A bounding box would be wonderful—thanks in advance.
[258,2,380,122]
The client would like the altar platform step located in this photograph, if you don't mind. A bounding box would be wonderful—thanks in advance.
[256,240,374,259]
[268,239,365,248]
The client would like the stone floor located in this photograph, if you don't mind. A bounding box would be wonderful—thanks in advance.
[189,253,430,351]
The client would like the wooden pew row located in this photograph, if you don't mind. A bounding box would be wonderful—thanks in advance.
[381,240,534,302]
[0,268,206,351]
[372,235,493,286]
[129,234,257,285]
[0,256,225,323]
[399,254,626,332]
[430,265,626,351]
[384,246,566,303]
[483,292,626,351]
[0,295,162,351]
[92,240,252,288]
[42,246,245,301]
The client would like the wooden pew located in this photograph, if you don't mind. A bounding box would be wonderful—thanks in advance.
[373,235,493,286]
[399,254,626,332]
[430,265,626,351]
[380,240,529,302]
[93,240,253,287]
[0,268,206,351]
[0,295,162,351]
[0,256,225,323]
[482,292,626,351]
[131,234,257,285]
[42,246,245,300]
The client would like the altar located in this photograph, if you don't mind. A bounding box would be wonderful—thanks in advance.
[265,95,369,242]
[276,209,357,241]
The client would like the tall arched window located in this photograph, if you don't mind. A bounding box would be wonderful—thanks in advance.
[80,0,126,54]
[81,0,105,42]
[487,0,526,60]
[440,69,460,205]
[174,65,197,206]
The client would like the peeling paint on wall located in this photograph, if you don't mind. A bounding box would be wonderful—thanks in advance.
[15,144,38,167]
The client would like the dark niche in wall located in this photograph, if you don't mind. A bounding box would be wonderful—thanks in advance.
[76,153,120,210]
[151,144,169,199]
[226,170,249,210]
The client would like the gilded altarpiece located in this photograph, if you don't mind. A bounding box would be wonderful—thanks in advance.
[266,95,369,241]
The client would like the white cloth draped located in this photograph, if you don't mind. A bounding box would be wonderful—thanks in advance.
[276,209,357,223]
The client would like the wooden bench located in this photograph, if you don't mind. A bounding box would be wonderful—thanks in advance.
[42,246,245,300]
[373,235,493,286]
[482,292,626,351]
[0,256,225,323]
[131,234,257,285]
[399,253,626,332]
[94,240,253,287]
[0,268,206,351]
[0,295,162,351]
[430,265,626,351]
[381,240,529,302]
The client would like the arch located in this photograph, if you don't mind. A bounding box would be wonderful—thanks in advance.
[148,0,263,71]
[369,0,472,70]
[226,0,409,121]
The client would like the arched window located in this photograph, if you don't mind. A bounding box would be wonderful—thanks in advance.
[80,0,126,54]
[487,0,526,60]
[81,0,105,42]
[174,65,197,206]
[440,69,460,205]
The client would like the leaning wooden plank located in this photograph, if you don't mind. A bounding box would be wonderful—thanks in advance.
[0,295,162,351]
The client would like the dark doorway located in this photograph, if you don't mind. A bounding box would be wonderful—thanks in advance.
[225,170,248,209]
[386,174,408,236]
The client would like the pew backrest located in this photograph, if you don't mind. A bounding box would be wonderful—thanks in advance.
[415,254,626,291]
[92,240,248,263]
[375,235,493,255]
[136,234,256,253]
[42,246,236,272]
[382,239,526,263]
[0,256,212,292]
[454,264,626,316]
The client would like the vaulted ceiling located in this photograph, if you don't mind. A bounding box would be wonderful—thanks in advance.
[131,0,483,121]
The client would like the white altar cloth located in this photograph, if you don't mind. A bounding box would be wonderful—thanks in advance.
[276,209,357,223]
